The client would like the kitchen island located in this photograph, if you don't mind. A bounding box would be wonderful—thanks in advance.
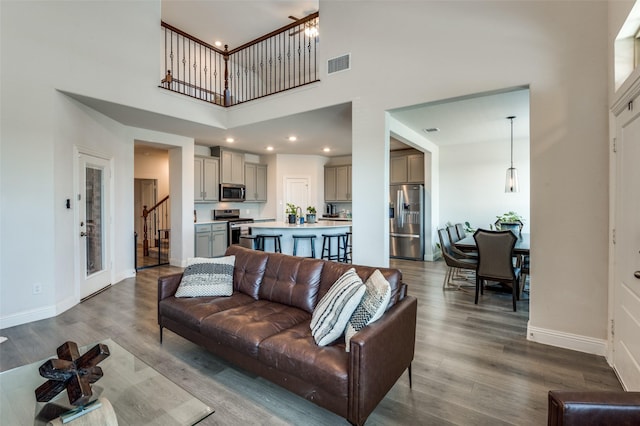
[249,221,351,258]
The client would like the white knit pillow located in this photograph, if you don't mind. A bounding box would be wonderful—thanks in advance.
[344,269,391,352]
[311,268,365,346]
[175,256,235,297]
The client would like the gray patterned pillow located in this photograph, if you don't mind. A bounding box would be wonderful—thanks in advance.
[311,268,365,346]
[175,256,235,297]
[344,269,391,352]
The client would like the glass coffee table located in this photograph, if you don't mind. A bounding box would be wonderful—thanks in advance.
[0,339,213,425]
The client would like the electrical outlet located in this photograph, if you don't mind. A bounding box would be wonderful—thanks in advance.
[246,209,250,214]
[33,283,42,295]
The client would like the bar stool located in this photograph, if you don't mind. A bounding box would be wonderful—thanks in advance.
[256,234,282,253]
[344,232,352,263]
[321,233,347,262]
[292,235,316,258]
[239,235,259,250]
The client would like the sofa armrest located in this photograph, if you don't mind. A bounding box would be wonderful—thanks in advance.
[347,295,417,426]
[548,390,640,425]
[158,273,183,301]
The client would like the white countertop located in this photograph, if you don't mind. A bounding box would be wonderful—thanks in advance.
[250,221,351,229]
[195,220,228,225]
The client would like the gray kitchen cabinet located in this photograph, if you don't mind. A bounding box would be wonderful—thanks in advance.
[245,163,267,202]
[325,165,351,202]
[211,147,245,184]
[194,157,219,202]
[390,153,424,184]
[194,223,228,257]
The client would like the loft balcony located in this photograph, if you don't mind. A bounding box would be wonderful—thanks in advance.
[160,13,319,107]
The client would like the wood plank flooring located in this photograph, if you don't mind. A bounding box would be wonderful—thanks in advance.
[0,259,621,425]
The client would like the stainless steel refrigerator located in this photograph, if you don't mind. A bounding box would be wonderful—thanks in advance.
[390,184,424,260]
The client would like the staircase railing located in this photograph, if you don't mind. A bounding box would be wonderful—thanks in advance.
[142,195,170,257]
[160,12,319,107]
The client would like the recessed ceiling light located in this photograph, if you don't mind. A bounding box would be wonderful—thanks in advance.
[288,136,297,142]
[215,41,222,47]
[266,146,274,151]
[323,147,331,152]
[423,127,440,133]
[225,137,234,143]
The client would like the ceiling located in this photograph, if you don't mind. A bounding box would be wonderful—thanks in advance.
[130,2,531,156]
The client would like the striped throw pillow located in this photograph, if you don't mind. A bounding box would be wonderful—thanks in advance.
[175,256,235,297]
[344,269,391,352]
[311,268,365,346]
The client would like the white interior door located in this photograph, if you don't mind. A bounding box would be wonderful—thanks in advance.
[285,177,310,217]
[78,153,112,299]
[613,94,640,390]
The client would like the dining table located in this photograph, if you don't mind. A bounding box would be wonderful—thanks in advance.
[455,232,530,255]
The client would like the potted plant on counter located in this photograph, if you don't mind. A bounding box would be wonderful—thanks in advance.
[306,206,317,224]
[286,203,298,224]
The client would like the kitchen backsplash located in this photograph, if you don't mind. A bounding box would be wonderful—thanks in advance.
[194,202,267,222]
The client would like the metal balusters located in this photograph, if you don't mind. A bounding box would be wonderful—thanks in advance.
[160,14,319,107]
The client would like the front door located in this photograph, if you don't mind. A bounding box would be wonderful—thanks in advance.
[613,90,640,390]
[78,153,112,299]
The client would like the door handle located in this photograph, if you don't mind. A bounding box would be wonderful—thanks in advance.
[80,232,87,237]
[634,271,640,279]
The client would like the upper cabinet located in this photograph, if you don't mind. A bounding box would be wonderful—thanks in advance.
[245,162,267,202]
[194,157,219,202]
[325,165,351,201]
[211,146,245,185]
[390,152,424,184]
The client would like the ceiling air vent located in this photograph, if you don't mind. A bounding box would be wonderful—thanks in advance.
[328,53,351,74]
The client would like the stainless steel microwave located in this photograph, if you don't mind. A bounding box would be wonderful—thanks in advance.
[219,183,246,202]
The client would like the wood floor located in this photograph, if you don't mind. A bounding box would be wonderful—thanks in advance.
[0,259,621,425]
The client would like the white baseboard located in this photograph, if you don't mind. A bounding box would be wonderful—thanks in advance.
[527,322,608,356]
[0,304,57,330]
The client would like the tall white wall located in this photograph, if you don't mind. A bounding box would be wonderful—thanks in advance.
[439,138,531,233]
[0,0,620,357]
[224,1,611,352]
[0,0,202,327]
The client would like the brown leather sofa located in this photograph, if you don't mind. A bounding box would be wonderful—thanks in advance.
[157,245,417,426]
[548,390,640,425]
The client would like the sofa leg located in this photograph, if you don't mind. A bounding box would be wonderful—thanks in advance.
[159,326,163,344]
[408,363,413,389]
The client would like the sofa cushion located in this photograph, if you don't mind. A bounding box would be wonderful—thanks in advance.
[175,256,235,297]
[258,253,325,313]
[225,245,269,299]
[159,293,255,331]
[318,262,403,311]
[311,268,365,346]
[344,269,392,351]
[200,300,310,358]
[259,322,349,398]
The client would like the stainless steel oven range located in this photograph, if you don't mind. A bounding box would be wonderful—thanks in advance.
[213,209,254,246]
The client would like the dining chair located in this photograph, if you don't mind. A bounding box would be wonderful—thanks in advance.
[438,228,477,289]
[473,229,521,311]
[447,224,477,259]
[455,223,466,240]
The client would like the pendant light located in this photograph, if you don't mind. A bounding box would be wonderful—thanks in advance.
[505,115,519,193]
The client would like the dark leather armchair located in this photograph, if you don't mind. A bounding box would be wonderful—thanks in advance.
[548,390,640,425]
[473,229,521,311]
